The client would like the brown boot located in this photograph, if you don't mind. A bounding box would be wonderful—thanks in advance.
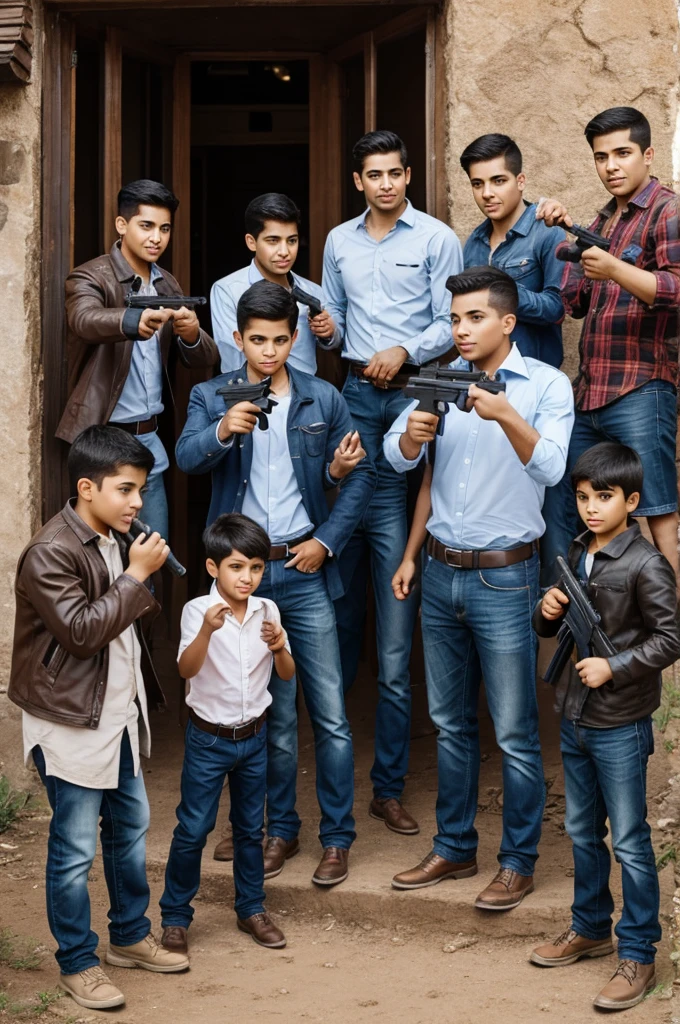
[369,797,420,835]
[213,835,234,862]
[263,836,300,879]
[391,851,478,890]
[161,926,189,956]
[593,960,656,1010]
[237,912,286,949]
[312,846,349,886]
[530,926,613,966]
[475,868,534,910]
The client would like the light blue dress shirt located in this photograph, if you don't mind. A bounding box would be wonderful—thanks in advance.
[210,260,335,375]
[383,345,574,549]
[322,200,463,365]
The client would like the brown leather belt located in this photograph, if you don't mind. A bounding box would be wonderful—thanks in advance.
[189,707,266,740]
[348,361,415,391]
[426,535,537,569]
[268,530,315,561]
[110,416,158,435]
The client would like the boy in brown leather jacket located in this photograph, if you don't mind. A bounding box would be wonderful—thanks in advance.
[9,426,189,1011]
[531,442,680,1011]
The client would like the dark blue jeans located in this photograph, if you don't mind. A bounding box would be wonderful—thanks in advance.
[32,730,151,975]
[160,718,268,924]
[335,377,418,800]
[561,716,660,964]
[421,552,545,875]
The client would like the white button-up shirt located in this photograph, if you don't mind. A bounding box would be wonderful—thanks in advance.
[178,583,289,726]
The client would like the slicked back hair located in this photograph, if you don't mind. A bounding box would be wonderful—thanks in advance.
[446,266,518,316]
[584,107,651,152]
[245,193,301,238]
[352,130,408,172]
[117,179,179,220]
[236,279,299,336]
[460,133,522,176]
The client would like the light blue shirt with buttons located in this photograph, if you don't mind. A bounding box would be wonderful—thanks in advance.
[321,199,464,365]
[383,344,574,549]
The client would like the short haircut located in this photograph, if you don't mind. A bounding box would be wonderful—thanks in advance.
[446,265,518,316]
[68,425,155,493]
[236,279,299,336]
[245,193,301,238]
[571,442,643,500]
[353,130,408,172]
[459,133,523,176]
[584,107,651,152]
[117,179,179,220]
[203,513,271,565]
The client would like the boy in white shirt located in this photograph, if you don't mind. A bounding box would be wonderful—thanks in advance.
[159,513,294,954]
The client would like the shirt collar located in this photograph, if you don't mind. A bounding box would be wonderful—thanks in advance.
[209,580,264,621]
[597,176,660,218]
[248,259,299,290]
[495,342,530,380]
[573,520,641,560]
[357,198,416,231]
[475,200,535,242]
[97,531,117,549]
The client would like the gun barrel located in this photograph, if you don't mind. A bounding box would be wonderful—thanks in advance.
[125,295,207,309]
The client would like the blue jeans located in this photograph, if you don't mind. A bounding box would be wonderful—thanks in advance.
[258,560,355,848]
[335,378,418,800]
[160,718,267,923]
[561,716,660,964]
[32,730,151,975]
[421,552,544,875]
[140,468,169,539]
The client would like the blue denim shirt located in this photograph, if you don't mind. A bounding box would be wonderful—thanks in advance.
[175,365,377,600]
[463,202,566,368]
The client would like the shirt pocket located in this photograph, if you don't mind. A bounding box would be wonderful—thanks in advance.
[300,422,328,458]
[500,257,540,286]
[384,252,428,301]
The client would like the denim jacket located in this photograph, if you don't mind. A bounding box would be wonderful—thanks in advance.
[176,364,377,600]
[464,202,565,368]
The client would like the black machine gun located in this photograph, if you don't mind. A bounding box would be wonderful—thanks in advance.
[124,293,207,310]
[542,555,617,686]
[216,375,278,431]
[128,518,187,578]
[554,223,641,265]
[403,366,506,435]
[289,282,324,320]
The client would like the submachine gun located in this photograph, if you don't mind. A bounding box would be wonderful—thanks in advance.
[216,375,278,431]
[403,365,506,435]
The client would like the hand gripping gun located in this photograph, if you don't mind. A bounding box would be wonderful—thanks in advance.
[124,294,207,310]
[554,223,641,265]
[216,375,278,431]
[128,518,187,577]
[289,283,324,319]
[403,366,506,436]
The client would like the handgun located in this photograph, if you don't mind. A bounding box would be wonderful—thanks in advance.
[216,375,278,431]
[554,223,641,265]
[289,283,324,320]
[404,369,506,435]
[124,294,207,309]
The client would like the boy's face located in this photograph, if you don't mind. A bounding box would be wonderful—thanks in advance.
[467,156,525,222]
[353,152,411,213]
[115,204,172,264]
[233,317,297,379]
[574,479,640,536]
[450,289,515,364]
[206,549,265,605]
[590,129,653,199]
[76,465,147,536]
[246,220,299,278]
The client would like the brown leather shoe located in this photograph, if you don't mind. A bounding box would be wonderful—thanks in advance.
[312,846,349,886]
[369,797,420,835]
[475,868,534,909]
[593,960,656,1010]
[161,926,188,956]
[263,836,300,879]
[530,926,613,966]
[213,835,234,862]
[237,912,286,949]
[391,851,478,890]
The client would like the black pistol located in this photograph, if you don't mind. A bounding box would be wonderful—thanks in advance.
[554,223,640,265]
[128,518,186,578]
[124,293,207,310]
[216,375,278,431]
[404,368,506,435]
[289,283,324,320]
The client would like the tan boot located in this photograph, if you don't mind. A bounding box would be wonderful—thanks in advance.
[106,933,189,973]
[530,926,614,966]
[59,966,125,1009]
[593,960,656,1010]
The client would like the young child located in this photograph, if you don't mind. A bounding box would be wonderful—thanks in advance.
[8,426,189,1012]
[531,442,680,1011]
[159,513,295,953]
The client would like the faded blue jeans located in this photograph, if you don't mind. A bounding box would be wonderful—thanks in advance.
[421,551,545,875]
[561,716,660,964]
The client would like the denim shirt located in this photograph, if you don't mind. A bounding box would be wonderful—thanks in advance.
[464,202,566,368]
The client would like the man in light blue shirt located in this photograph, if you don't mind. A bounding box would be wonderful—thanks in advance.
[322,130,463,836]
[384,267,573,909]
[211,193,341,374]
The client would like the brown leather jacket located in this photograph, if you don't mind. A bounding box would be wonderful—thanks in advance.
[9,501,165,728]
[56,242,218,443]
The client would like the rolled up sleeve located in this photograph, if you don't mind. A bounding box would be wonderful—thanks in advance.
[383,401,424,473]
[648,198,680,309]
[523,373,575,486]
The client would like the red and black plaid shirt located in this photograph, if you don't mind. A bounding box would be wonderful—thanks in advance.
[561,177,680,411]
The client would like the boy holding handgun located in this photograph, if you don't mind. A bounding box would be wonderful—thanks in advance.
[531,442,680,1011]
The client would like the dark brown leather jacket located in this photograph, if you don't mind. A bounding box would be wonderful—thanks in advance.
[9,501,165,728]
[56,242,218,443]
[534,521,680,726]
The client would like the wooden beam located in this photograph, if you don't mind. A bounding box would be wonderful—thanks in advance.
[363,32,376,134]
[185,49,316,60]
[373,6,428,46]
[424,9,435,217]
[431,6,448,222]
[50,0,435,8]
[102,27,122,252]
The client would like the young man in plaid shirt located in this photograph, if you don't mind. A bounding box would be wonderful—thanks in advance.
[538,106,680,581]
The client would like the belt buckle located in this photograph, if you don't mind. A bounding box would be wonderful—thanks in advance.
[374,378,390,391]
[444,547,460,568]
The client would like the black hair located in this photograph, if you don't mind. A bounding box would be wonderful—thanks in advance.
[68,425,155,493]
[352,130,408,172]
[584,107,651,152]
[446,265,518,316]
[245,193,301,238]
[459,133,523,176]
[236,279,299,336]
[571,442,643,500]
[203,513,271,565]
[117,179,179,220]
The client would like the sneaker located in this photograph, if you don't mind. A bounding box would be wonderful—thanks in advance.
[106,933,189,973]
[59,966,125,1009]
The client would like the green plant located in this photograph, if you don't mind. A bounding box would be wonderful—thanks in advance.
[0,929,45,971]
[654,681,680,733]
[664,739,676,753]
[0,776,29,833]
[656,844,678,871]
